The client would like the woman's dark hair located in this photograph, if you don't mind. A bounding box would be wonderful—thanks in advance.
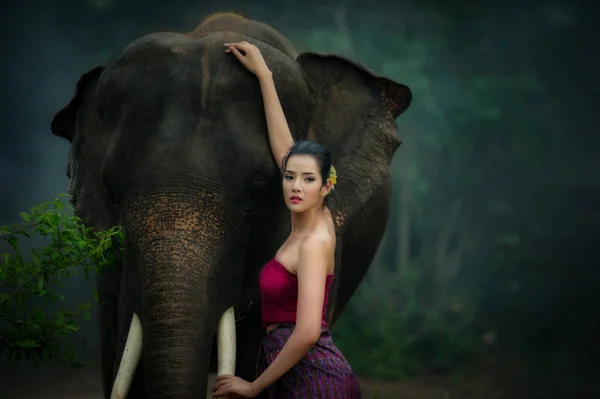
[282,140,333,202]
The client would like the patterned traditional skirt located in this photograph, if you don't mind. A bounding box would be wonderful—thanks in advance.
[256,323,362,398]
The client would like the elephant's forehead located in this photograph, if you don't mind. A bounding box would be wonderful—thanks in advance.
[100,32,308,126]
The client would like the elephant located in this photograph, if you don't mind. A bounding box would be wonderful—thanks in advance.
[50,11,412,399]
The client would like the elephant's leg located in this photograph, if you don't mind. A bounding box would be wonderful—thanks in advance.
[331,177,392,326]
[96,265,122,399]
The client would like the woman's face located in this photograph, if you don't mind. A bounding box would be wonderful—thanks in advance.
[282,155,328,213]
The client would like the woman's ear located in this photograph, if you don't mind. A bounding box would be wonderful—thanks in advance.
[321,180,333,197]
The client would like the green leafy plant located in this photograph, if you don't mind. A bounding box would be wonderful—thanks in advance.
[0,194,123,367]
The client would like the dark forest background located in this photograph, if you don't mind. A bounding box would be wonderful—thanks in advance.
[1,1,599,398]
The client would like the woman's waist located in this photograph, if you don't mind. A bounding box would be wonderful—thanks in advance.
[264,322,331,336]
[260,323,335,354]
[265,322,294,334]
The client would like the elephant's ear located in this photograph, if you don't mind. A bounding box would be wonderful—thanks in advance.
[297,52,412,231]
[51,66,105,142]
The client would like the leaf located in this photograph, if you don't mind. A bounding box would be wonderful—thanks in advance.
[7,236,18,251]
[32,253,41,268]
[56,309,64,325]
[64,323,80,332]
[16,339,41,349]
[51,212,60,226]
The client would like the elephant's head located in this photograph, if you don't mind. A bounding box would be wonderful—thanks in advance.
[50,13,410,399]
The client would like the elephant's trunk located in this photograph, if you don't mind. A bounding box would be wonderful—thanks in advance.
[120,186,238,399]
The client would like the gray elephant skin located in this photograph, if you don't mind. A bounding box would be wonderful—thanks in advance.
[50,12,412,399]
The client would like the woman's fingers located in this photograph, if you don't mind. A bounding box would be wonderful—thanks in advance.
[225,44,247,58]
[213,383,227,395]
[224,42,249,49]
[224,42,256,53]
[214,375,231,386]
[224,41,265,76]
[212,382,233,397]
[228,47,248,64]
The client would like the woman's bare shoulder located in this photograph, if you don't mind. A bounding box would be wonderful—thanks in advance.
[299,229,335,261]
[303,231,333,247]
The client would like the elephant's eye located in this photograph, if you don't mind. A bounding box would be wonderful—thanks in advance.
[242,175,269,216]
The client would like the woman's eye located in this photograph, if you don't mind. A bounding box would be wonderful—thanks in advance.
[284,175,293,180]
[306,177,315,182]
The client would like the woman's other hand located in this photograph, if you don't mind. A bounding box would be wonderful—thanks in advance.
[212,374,259,398]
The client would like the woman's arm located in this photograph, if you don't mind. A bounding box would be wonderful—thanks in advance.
[224,41,294,171]
[250,236,331,395]
[257,72,295,172]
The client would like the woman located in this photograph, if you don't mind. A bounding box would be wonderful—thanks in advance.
[212,41,362,398]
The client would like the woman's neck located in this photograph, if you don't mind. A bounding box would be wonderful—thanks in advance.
[290,204,324,235]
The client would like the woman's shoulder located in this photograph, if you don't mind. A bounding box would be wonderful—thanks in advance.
[297,232,335,274]
[299,229,335,257]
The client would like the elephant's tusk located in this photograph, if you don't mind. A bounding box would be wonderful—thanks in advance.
[217,306,237,378]
[111,312,143,399]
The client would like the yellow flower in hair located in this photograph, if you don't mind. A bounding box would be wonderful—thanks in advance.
[328,165,337,188]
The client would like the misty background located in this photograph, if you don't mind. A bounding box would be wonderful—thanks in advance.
[2,1,599,398]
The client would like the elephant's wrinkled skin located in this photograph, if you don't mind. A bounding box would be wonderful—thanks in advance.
[51,12,411,399]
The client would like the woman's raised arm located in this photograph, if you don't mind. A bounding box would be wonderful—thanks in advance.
[225,41,294,171]
[257,72,294,171]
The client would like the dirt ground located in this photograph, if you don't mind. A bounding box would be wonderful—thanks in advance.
[2,367,502,399]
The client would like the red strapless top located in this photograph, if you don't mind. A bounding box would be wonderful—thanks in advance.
[259,258,334,328]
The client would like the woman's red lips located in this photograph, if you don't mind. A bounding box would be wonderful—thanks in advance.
[290,196,302,203]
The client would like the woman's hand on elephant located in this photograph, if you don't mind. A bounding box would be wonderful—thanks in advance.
[212,374,259,398]
[225,41,271,78]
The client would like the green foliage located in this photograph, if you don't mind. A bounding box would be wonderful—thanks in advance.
[0,194,123,367]
[332,263,480,380]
